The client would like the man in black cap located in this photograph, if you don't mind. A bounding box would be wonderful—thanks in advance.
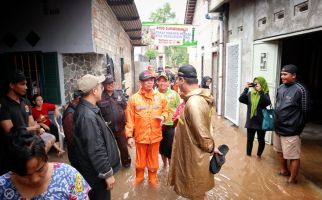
[169,64,221,199]
[125,70,169,187]
[98,75,131,168]
[274,64,309,184]
[0,70,43,174]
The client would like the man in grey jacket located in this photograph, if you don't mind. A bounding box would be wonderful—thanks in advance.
[274,64,309,184]
[73,74,121,200]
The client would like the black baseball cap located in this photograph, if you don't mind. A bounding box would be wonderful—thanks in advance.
[282,64,298,74]
[139,70,155,81]
[156,72,169,80]
[178,65,197,78]
[102,74,114,84]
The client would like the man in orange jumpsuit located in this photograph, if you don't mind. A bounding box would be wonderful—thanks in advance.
[126,70,169,187]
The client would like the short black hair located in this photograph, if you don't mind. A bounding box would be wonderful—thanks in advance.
[6,127,48,176]
[32,93,42,101]
[183,77,198,84]
[9,70,26,84]
[73,90,82,99]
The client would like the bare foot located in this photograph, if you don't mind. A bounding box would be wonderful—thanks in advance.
[287,179,298,184]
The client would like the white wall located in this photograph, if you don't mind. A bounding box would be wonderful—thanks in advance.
[0,0,93,53]
[188,0,219,84]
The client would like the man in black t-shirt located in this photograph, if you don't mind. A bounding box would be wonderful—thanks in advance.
[0,70,42,174]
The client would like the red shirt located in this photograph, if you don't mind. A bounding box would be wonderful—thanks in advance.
[32,103,56,126]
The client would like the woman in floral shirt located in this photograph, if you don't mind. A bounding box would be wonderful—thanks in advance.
[0,128,90,199]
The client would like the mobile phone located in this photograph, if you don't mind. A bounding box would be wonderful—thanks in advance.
[249,83,257,87]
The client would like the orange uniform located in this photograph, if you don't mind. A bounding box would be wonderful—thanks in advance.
[126,88,169,186]
[126,89,169,143]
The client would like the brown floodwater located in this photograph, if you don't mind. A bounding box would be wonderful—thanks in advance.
[50,115,322,200]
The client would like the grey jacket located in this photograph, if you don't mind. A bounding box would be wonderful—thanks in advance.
[275,82,309,136]
[73,98,121,185]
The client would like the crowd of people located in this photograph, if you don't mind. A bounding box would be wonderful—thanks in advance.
[0,63,309,199]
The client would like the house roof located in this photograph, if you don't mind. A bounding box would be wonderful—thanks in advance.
[184,0,197,24]
[107,0,144,46]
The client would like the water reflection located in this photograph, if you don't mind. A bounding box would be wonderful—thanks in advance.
[50,115,322,199]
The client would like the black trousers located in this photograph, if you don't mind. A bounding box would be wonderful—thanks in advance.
[247,128,266,156]
[88,180,111,200]
[159,125,175,159]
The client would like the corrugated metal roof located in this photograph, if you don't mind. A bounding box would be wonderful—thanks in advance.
[107,0,144,46]
[184,0,197,24]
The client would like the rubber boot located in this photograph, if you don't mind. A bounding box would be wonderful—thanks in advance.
[148,170,159,188]
[134,168,145,186]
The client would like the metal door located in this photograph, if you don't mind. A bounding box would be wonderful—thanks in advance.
[252,41,281,143]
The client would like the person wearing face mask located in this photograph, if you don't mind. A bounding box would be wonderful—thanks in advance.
[0,127,90,199]
[239,76,271,158]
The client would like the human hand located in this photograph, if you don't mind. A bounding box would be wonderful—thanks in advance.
[154,116,165,126]
[127,137,135,148]
[54,108,60,117]
[245,82,251,88]
[214,147,223,155]
[34,122,41,133]
[39,128,45,135]
[105,176,115,190]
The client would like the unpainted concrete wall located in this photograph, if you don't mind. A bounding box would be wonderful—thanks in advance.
[254,0,322,40]
[188,0,220,85]
[228,0,256,129]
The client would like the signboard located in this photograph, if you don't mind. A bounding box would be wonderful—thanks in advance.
[142,22,197,47]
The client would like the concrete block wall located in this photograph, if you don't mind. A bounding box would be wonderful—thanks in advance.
[254,0,322,40]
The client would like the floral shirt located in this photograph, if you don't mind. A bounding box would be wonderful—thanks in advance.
[0,163,91,200]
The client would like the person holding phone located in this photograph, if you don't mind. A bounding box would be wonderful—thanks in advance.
[239,77,271,158]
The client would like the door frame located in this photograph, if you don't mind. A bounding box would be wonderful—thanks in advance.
[252,40,282,144]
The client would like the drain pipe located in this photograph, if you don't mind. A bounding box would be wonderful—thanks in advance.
[205,0,224,116]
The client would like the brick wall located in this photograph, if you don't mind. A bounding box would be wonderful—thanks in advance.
[92,0,133,93]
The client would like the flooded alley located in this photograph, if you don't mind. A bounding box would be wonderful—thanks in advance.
[50,114,322,200]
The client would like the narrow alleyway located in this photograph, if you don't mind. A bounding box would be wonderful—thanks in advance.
[50,113,322,200]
